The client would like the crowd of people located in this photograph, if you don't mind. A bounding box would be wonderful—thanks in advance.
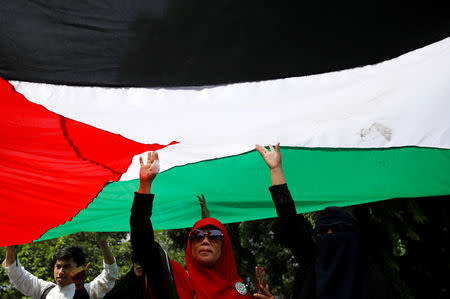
[3,143,369,298]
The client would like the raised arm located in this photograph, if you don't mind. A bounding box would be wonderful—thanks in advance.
[131,151,160,256]
[2,246,54,298]
[138,151,159,194]
[197,194,210,219]
[86,233,118,298]
[255,143,315,267]
[130,151,172,298]
[255,143,285,186]
[96,233,114,265]
[4,246,15,267]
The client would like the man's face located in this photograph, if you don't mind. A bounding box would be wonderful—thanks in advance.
[191,228,223,267]
[54,259,77,287]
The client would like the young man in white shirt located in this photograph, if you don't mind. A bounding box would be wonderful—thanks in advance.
[2,233,118,299]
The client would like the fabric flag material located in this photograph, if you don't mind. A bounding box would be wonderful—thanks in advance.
[1,1,449,87]
[6,37,450,243]
[1,1,450,245]
[0,78,174,246]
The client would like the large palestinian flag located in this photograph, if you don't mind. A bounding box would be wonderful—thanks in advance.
[1,1,449,246]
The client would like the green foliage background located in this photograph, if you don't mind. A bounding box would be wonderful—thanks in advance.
[1,196,449,299]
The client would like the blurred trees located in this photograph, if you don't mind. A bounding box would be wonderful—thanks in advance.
[354,196,450,299]
[1,196,449,298]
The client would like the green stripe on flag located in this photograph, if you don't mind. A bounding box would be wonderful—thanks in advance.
[37,146,450,242]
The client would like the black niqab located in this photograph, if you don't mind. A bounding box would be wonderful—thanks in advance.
[315,207,368,299]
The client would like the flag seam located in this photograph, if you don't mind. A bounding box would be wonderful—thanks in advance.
[59,115,121,175]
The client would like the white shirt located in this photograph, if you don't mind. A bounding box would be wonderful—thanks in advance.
[2,259,118,299]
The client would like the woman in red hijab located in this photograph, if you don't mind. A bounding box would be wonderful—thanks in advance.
[131,151,273,299]
[186,217,254,299]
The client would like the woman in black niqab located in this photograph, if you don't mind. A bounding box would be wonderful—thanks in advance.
[315,206,368,299]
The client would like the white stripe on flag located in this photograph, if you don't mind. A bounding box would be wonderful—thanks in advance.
[12,37,450,181]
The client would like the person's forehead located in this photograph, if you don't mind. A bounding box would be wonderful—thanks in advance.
[55,258,76,266]
[199,224,219,230]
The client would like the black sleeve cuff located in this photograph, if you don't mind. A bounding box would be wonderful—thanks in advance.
[131,192,155,216]
[269,183,297,216]
[134,192,155,201]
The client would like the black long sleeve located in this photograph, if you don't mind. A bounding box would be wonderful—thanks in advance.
[269,184,315,259]
[269,183,316,299]
[129,192,171,299]
[130,192,158,265]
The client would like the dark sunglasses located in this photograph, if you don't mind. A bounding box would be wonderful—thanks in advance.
[189,229,224,242]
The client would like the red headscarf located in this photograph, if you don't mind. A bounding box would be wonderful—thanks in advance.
[170,260,195,299]
[185,218,253,299]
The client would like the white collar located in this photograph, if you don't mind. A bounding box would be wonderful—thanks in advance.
[56,282,75,291]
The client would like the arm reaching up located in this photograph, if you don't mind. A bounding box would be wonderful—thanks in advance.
[95,233,115,265]
[4,246,15,267]
[138,151,159,194]
[255,143,286,186]
[197,194,210,219]
[86,233,118,298]
[130,151,180,298]
[131,151,160,265]
[256,142,316,298]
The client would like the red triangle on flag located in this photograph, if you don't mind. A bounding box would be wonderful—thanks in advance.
[0,78,175,245]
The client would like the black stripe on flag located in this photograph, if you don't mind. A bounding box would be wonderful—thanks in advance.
[1,1,449,87]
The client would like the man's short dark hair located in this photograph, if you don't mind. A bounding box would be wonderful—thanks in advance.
[53,246,86,266]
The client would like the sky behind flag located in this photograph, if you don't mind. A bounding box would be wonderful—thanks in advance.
[1,1,449,245]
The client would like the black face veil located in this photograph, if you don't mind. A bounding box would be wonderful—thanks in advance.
[315,207,368,299]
